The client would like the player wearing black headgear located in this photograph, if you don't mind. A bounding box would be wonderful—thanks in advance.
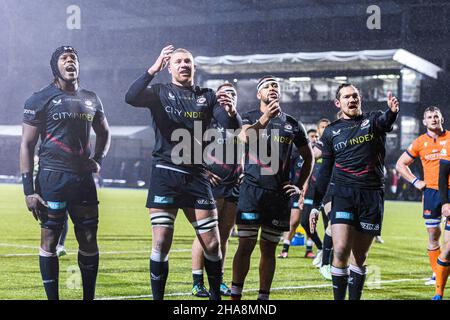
[20,46,111,300]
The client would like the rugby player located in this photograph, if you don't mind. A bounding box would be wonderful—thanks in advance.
[190,83,242,298]
[396,107,450,285]
[434,142,450,300]
[20,46,111,300]
[230,76,314,300]
[125,45,241,300]
[310,83,399,300]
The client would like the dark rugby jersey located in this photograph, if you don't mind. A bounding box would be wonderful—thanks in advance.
[125,72,242,173]
[205,121,242,186]
[318,110,397,190]
[23,83,105,173]
[242,109,308,191]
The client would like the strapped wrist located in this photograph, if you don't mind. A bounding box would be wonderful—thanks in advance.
[22,172,34,196]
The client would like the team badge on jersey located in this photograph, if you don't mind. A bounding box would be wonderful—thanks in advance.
[168,92,176,101]
[361,119,370,130]
[284,123,293,133]
[196,96,207,106]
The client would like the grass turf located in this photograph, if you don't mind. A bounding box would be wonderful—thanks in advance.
[0,183,439,300]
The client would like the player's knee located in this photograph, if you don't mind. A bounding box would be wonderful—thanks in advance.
[333,245,350,263]
[73,216,98,246]
[192,216,218,235]
[202,237,220,256]
[151,212,176,229]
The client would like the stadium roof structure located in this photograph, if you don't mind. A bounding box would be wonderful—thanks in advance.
[195,49,443,79]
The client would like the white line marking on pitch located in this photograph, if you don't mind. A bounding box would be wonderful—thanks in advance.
[95,277,429,300]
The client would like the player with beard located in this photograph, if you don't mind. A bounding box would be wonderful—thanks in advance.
[310,83,399,300]
[230,76,314,300]
[125,45,241,300]
[20,46,111,300]
[396,107,450,287]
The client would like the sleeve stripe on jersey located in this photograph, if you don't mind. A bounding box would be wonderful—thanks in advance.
[405,150,416,159]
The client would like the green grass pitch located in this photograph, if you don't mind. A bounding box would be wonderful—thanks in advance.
[0,183,441,300]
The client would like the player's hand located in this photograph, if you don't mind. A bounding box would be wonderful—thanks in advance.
[265,99,281,119]
[442,203,450,217]
[413,179,426,191]
[283,183,303,198]
[387,91,400,113]
[309,207,320,234]
[217,91,237,117]
[25,194,47,221]
[148,45,174,75]
[206,171,222,188]
[86,158,101,173]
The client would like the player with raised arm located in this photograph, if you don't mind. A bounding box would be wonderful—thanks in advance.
[230,76,314,300]
[310,83,399,300]
[20,46,111,300]
[125,45,241,300]
[396,107,450,286]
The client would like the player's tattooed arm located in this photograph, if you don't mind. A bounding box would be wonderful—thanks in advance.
[20,123,47,221]
[439,159,450,217]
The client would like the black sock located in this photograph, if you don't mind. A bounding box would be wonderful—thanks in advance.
[193,272,204,286]
[331,266,348,300]
[39,255,59,300]
[150,259,169,300]
[78,252,99,300]
[204,255,222,301]
[282,243,290,253]
[311,232,323,250]
[321,209,329,229]
[322,234,333,267]
[348,266,366,300]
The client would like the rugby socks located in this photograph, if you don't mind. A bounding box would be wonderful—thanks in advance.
[311,233,323,250]
[348,264,366,300]
[231,282,243,300]
[435,258,450,297]
[192,269,204,286]
[282,240,290,253]
[39,249,59,300]
[428,247,441,274]
[322,233,333,267]
[331,265,348,300]
[306,239,314,253]
[78,251,99,300]
[257,289,270,300]
[204,253,222,300]
[150,259,169,300]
